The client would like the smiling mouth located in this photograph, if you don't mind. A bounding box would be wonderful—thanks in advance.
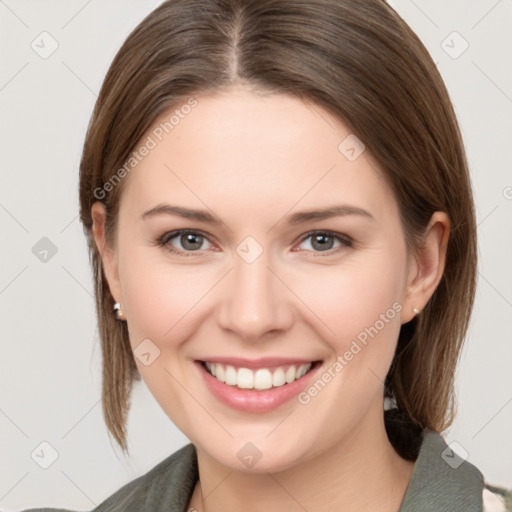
[199,360,322,391]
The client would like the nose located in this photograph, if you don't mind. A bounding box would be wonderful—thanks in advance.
[217,247,294,342]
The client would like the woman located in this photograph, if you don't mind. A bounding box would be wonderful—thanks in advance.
[17,0,510,510]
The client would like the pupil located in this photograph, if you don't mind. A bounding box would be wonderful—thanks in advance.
[183,233,202,250]
[313,234,332,251]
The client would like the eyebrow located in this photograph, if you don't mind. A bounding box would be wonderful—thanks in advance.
[140,203,375,225]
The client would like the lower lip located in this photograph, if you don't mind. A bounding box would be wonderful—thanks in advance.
[195,360,322,413]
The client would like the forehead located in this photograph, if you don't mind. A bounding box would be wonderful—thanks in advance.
[120,87,396,225]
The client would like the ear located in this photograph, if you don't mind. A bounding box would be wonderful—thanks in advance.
[91,201,123,304]
[401,211,450,324]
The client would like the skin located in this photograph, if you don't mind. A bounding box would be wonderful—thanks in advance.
[92,85,449,512]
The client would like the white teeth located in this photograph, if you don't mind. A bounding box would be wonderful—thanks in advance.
[204,362,313,390]
[254,368,273,390]
[237,367,254,389]
[215,364,225,382]
[272,367,286,387]
[225,365,237,385]
[285,365,296,383]
[298,364,309,378]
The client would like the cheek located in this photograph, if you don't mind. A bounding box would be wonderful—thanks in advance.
[117,250,216,425]
[120,255,211,347]
[288,256,406,431]
[288,250,407,381]
[296,254,404,331]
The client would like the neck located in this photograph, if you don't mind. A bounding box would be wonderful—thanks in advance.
[189,403,416,512]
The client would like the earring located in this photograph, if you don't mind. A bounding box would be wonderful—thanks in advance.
[113,302,126,321]
[412,307,420,315]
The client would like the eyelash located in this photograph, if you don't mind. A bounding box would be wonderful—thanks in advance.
[154,229,353,258]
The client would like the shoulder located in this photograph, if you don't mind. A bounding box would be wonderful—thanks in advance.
[399,429,483,511]
[398,428,512,512]
[13,443,198,512]
[92,442,198,512]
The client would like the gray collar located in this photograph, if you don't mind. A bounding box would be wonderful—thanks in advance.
[128,429,484,511]
[398,429,483,512]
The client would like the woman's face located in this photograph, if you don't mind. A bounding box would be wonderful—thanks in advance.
[94,85,422,472]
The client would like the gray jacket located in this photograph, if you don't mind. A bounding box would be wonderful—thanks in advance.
[15,429,510,512]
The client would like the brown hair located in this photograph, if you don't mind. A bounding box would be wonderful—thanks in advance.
[78,0,477,455]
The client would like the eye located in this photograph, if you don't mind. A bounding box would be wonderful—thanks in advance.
[155,229,353,258]
[295,231,353,256]
[156,229,215,256]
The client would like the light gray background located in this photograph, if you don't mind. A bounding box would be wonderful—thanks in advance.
[1,0,511,509]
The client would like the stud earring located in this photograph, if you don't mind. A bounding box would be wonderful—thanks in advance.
[412,307,420,315]
[113,302,126,321]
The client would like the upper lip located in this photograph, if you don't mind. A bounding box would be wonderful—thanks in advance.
[197,357,321,370]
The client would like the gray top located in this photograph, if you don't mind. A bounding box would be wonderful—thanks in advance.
[16,429,487,512]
